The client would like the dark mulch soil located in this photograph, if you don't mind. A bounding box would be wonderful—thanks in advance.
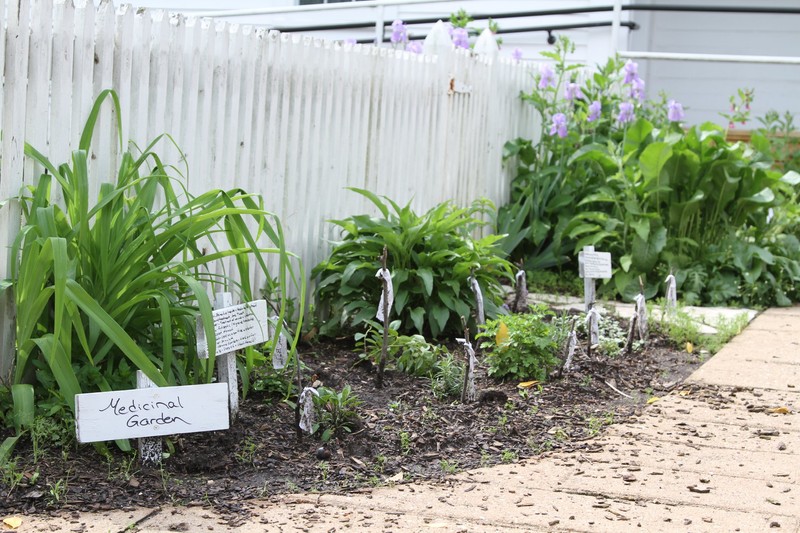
[0,317,707,525]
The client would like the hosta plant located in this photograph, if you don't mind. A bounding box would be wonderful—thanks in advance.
[313,188,513,338]
[1,90,303,421]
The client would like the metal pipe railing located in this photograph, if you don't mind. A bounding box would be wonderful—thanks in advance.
[619,51,800,65]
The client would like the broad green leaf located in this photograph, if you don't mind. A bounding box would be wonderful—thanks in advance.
[417,267,434,297]
[639,142,673,183]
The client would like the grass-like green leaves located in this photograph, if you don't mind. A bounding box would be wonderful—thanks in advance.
[3,90,303,415]
[313,188,513,338]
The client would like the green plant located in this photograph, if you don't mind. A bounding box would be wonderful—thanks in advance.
[477,305,565,381]
[429,354,464,399]
[654,302,749,355]
[500,37,800,306]
[313,385,363,442]
[1,90,304,424]
[754,110,800,174]
[399,431,411,455]
[47,477,68,504]
[500,450,517,463]
[355,320,448,377]
[234,437,258,466]
[313,188,513,338]
[439,459,458,474]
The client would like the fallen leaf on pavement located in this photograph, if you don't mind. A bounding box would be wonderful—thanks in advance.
[767,406,790,414]
[2,517,22,529]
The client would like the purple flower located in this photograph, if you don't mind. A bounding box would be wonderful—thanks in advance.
[390,20,408,44]
[538,63,555,89]
[617,102,635,124]
[444,21,455,37]
[511,48,523,62]
[564,82,584,102]
[667,99,685,122]
[452,27,470,49]
[629,77,646,102]
[587,100,602,122]
[406,41,423,54]
[623,60,639,84]
[343,38,357,45]
[549,113,568,138]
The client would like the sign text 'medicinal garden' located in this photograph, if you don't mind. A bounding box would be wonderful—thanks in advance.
[75,383,229,443]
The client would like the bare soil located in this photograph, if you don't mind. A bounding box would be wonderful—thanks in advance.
[0,318,706,526]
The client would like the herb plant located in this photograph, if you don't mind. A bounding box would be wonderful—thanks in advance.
[313,188,513,338]
[478,305,564,381]
[313,385,363,442]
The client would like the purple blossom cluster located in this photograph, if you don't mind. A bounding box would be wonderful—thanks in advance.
[451,27,470,49]
[390,20,408,44]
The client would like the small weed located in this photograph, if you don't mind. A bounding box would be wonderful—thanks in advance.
[551,426,568,441]
[47,477,68,504]
[374,455,387,474]
[368,475,382,487]
[399,431,411,455]
[480,451,491,467]
[318,461,330,483]
[234,437,258,466]
[439,460,458,474]
[500,450,517,463]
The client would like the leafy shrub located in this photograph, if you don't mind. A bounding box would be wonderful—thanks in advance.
[313,385,363,442]
[313,188,513,338]
[500,37,800,306]
[1,91,302,419]
[477,305,563,381]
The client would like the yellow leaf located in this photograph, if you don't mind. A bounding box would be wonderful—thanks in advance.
[679,390,691,397]
[517,380,539,389]
[767,406,791,414]
[647,396,660,404]
[495,322,509,346]
[3,516,22,529]
[685,342,693,354]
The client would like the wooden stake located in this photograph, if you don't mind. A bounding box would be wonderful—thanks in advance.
[136,371,162,468]
[377,246,389,388]
[580,246,596,312]
[214,292,239,419]
[460,316,470,404]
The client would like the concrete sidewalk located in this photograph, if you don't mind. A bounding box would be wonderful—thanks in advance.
[9,307,799,532]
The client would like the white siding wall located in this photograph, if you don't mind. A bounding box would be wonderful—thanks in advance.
[629,0,800,126]
[0,0,539,379]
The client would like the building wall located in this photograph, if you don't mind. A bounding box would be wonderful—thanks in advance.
[628,0,800,126]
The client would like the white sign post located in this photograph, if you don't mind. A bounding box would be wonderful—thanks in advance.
[578,246,612,312]
[197,295,270,419]
[75,382,229,444]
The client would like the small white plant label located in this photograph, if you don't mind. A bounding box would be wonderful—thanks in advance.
[269,316,289,370]
[468,276,485,325]
[75,383,229,443]
[298,386,319,433]
[196,300,269,359]
[665,274,677,309]
[578,250,612,279]
[586,307,600,346]
[563,330,577,372]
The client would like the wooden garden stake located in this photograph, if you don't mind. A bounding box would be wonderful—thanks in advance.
[214,292,239,419]
[136,371,162,468]
[585,303,599,358]
[665,271,677,311]
[457,317,477,403]
[561,318,578,373]
[623,311,638,356]
[375,246,392,388]
[512,268,528,313]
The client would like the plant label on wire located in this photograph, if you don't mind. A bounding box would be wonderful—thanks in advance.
[196,300,269,359]
[75,382,229,443]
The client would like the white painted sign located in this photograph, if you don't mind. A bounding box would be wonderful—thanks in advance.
[75,383,229,443]
[196,300,269,359]
[578,250,612,279]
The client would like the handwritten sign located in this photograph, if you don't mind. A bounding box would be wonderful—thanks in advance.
[196,300,269,359]
[578,250,612,279]
[75,383,229,443]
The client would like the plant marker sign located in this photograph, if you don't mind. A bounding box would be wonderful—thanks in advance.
[578,246,612,312]
[75,382,229,443]
[197,297,269,417]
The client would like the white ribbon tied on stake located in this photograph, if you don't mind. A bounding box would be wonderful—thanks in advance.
[268,315,288,370]
[563,330,577,372]
[456,338,477,402]
[665,274,677,310]
[298,387,319,433]
[375,268,394,322]
[586,307,600,346]
[634,293,648,340]
[468,276,485,325]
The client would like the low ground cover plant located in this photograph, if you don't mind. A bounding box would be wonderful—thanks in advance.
[313,188,513,338]
[0,91,302,446]
[500,37,800,307]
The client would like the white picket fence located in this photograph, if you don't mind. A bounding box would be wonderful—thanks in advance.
[0,0,540,379]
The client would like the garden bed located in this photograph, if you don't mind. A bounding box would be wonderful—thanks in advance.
[0,320,705,524]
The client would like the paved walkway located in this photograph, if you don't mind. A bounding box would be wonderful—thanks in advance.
[9,307,799,532]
